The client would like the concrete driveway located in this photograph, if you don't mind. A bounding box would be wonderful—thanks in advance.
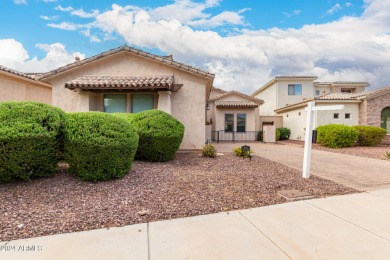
[215,142,390,191]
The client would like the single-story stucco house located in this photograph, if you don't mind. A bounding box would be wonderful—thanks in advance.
[0,65,51,104]
[0,46,215,150]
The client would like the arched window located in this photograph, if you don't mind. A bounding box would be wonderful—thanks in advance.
[381,107,390,134]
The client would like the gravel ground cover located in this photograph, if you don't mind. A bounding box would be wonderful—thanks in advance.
[281,140,390,160]
[0,153,356,242]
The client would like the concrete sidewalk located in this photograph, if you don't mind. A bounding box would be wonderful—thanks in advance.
[215,142,390,191]
[2,189,390,259]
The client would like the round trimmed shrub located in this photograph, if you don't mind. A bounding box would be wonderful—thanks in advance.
[0,101,64,183]
[354,125,387,146]
[125,110,184,162]
[63,112,138,182]
[316,124,358,148]
[277,127,291,140]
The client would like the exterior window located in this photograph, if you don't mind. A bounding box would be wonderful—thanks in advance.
[381,107,390,134]
[288,84,302,95]
[345,113,351,119]
[341,89,353,93]
[298,112,301,116]
[237,114,246,132]
[225,114,234,132]
[104,94,126,113]
[131,94,154,113]
[315,90,320,96]
[334,113,339,119]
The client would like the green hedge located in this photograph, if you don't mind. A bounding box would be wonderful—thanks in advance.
[354,125,387,146]
[277,127,291,140]
[316,124,358,148]
[0,101,64,183]
[64,112,139,182]
[120,110,184,162]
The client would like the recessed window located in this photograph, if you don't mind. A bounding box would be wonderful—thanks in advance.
[286,114,289,118]
[345,113,351,119]
[298,112,301,116]
[131,94,154,113]
[225,114,234,132]
[104,94,126,113]
[237,114,246,132]
[315,90,320,96]
[334,113,339,119]
[288,84,302,95]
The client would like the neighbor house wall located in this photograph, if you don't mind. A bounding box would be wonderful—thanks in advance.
[43,52,209,150]
[0,72,51,104]
[253,83,277,116]
[366,93,390,127]
[315,103,360,127]
[276,80,314,109]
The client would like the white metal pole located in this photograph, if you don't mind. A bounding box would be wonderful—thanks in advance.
[302,101,315,178]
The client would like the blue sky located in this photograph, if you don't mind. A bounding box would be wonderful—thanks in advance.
[1,0,389,93]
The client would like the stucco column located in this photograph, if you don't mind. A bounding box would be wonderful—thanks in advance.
[76,89,90,112]
[157,91,172,114]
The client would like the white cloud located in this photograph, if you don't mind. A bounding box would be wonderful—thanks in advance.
[282,10,302,18]
[47,22,81,31]
[16,0,390,92]
[42,0,57,2]
[327,3,342,15]
[40,15,58,21]
[71,8,100,18]
[55,5,74,12]
[0,40,85,73]
[13,0,27,5]
[345,2,353,7]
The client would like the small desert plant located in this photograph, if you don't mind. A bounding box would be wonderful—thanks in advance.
[386,151,390,159]
[202,144,217,158]
[276,128,281,141]
[233,147,254,158]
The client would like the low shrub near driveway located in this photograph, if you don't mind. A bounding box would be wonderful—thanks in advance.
[316,124,358,148]
[354,125,387,146]
[277,127,291,140]
[64,112,139,182]
[0,101,64,183]
[118,110,184,162]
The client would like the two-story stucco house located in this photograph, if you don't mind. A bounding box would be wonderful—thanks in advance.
[252,76,390,140]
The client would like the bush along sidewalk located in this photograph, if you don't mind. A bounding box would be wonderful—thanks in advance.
[64,112,139,182]
[316,124,358,148]
[354,125,387,146]
[0,101,64,183]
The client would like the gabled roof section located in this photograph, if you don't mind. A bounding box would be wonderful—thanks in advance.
[314,92,364,100]
[38,45,215,81]
[0,65,51,87]
[0,65,35,80]
[251,76,318,96]
[209,90,264,104]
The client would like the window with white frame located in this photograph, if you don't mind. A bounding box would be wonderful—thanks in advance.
[288,84,302,95]
[315,90,320,96]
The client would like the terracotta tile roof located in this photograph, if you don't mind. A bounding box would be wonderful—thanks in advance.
[65,75,174,90]
[209,90,264,104]
[215,100,260,108]
[0,65,35,80]
[39,45,215,81]
[314,93,364,100]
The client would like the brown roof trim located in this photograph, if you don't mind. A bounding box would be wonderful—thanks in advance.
[251,76,318,96]
[38,45,215,81]
[209,90,264,104]
[0,65,51,88]
[65,75,175,91]
[215,100,259,108]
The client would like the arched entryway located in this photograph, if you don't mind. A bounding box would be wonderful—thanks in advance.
[381,107,390,134]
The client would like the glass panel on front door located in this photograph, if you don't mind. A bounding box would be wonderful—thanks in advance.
[104,94,126,113]
[131,94,154,113]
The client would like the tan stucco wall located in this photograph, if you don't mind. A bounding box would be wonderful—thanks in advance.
[259,116,283,129]
[253,83,277,116]
[43,52,210,150]
[0,73,51,104]
[315,103,360,127]
[276,80,314,109]
[279,108,307,140]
